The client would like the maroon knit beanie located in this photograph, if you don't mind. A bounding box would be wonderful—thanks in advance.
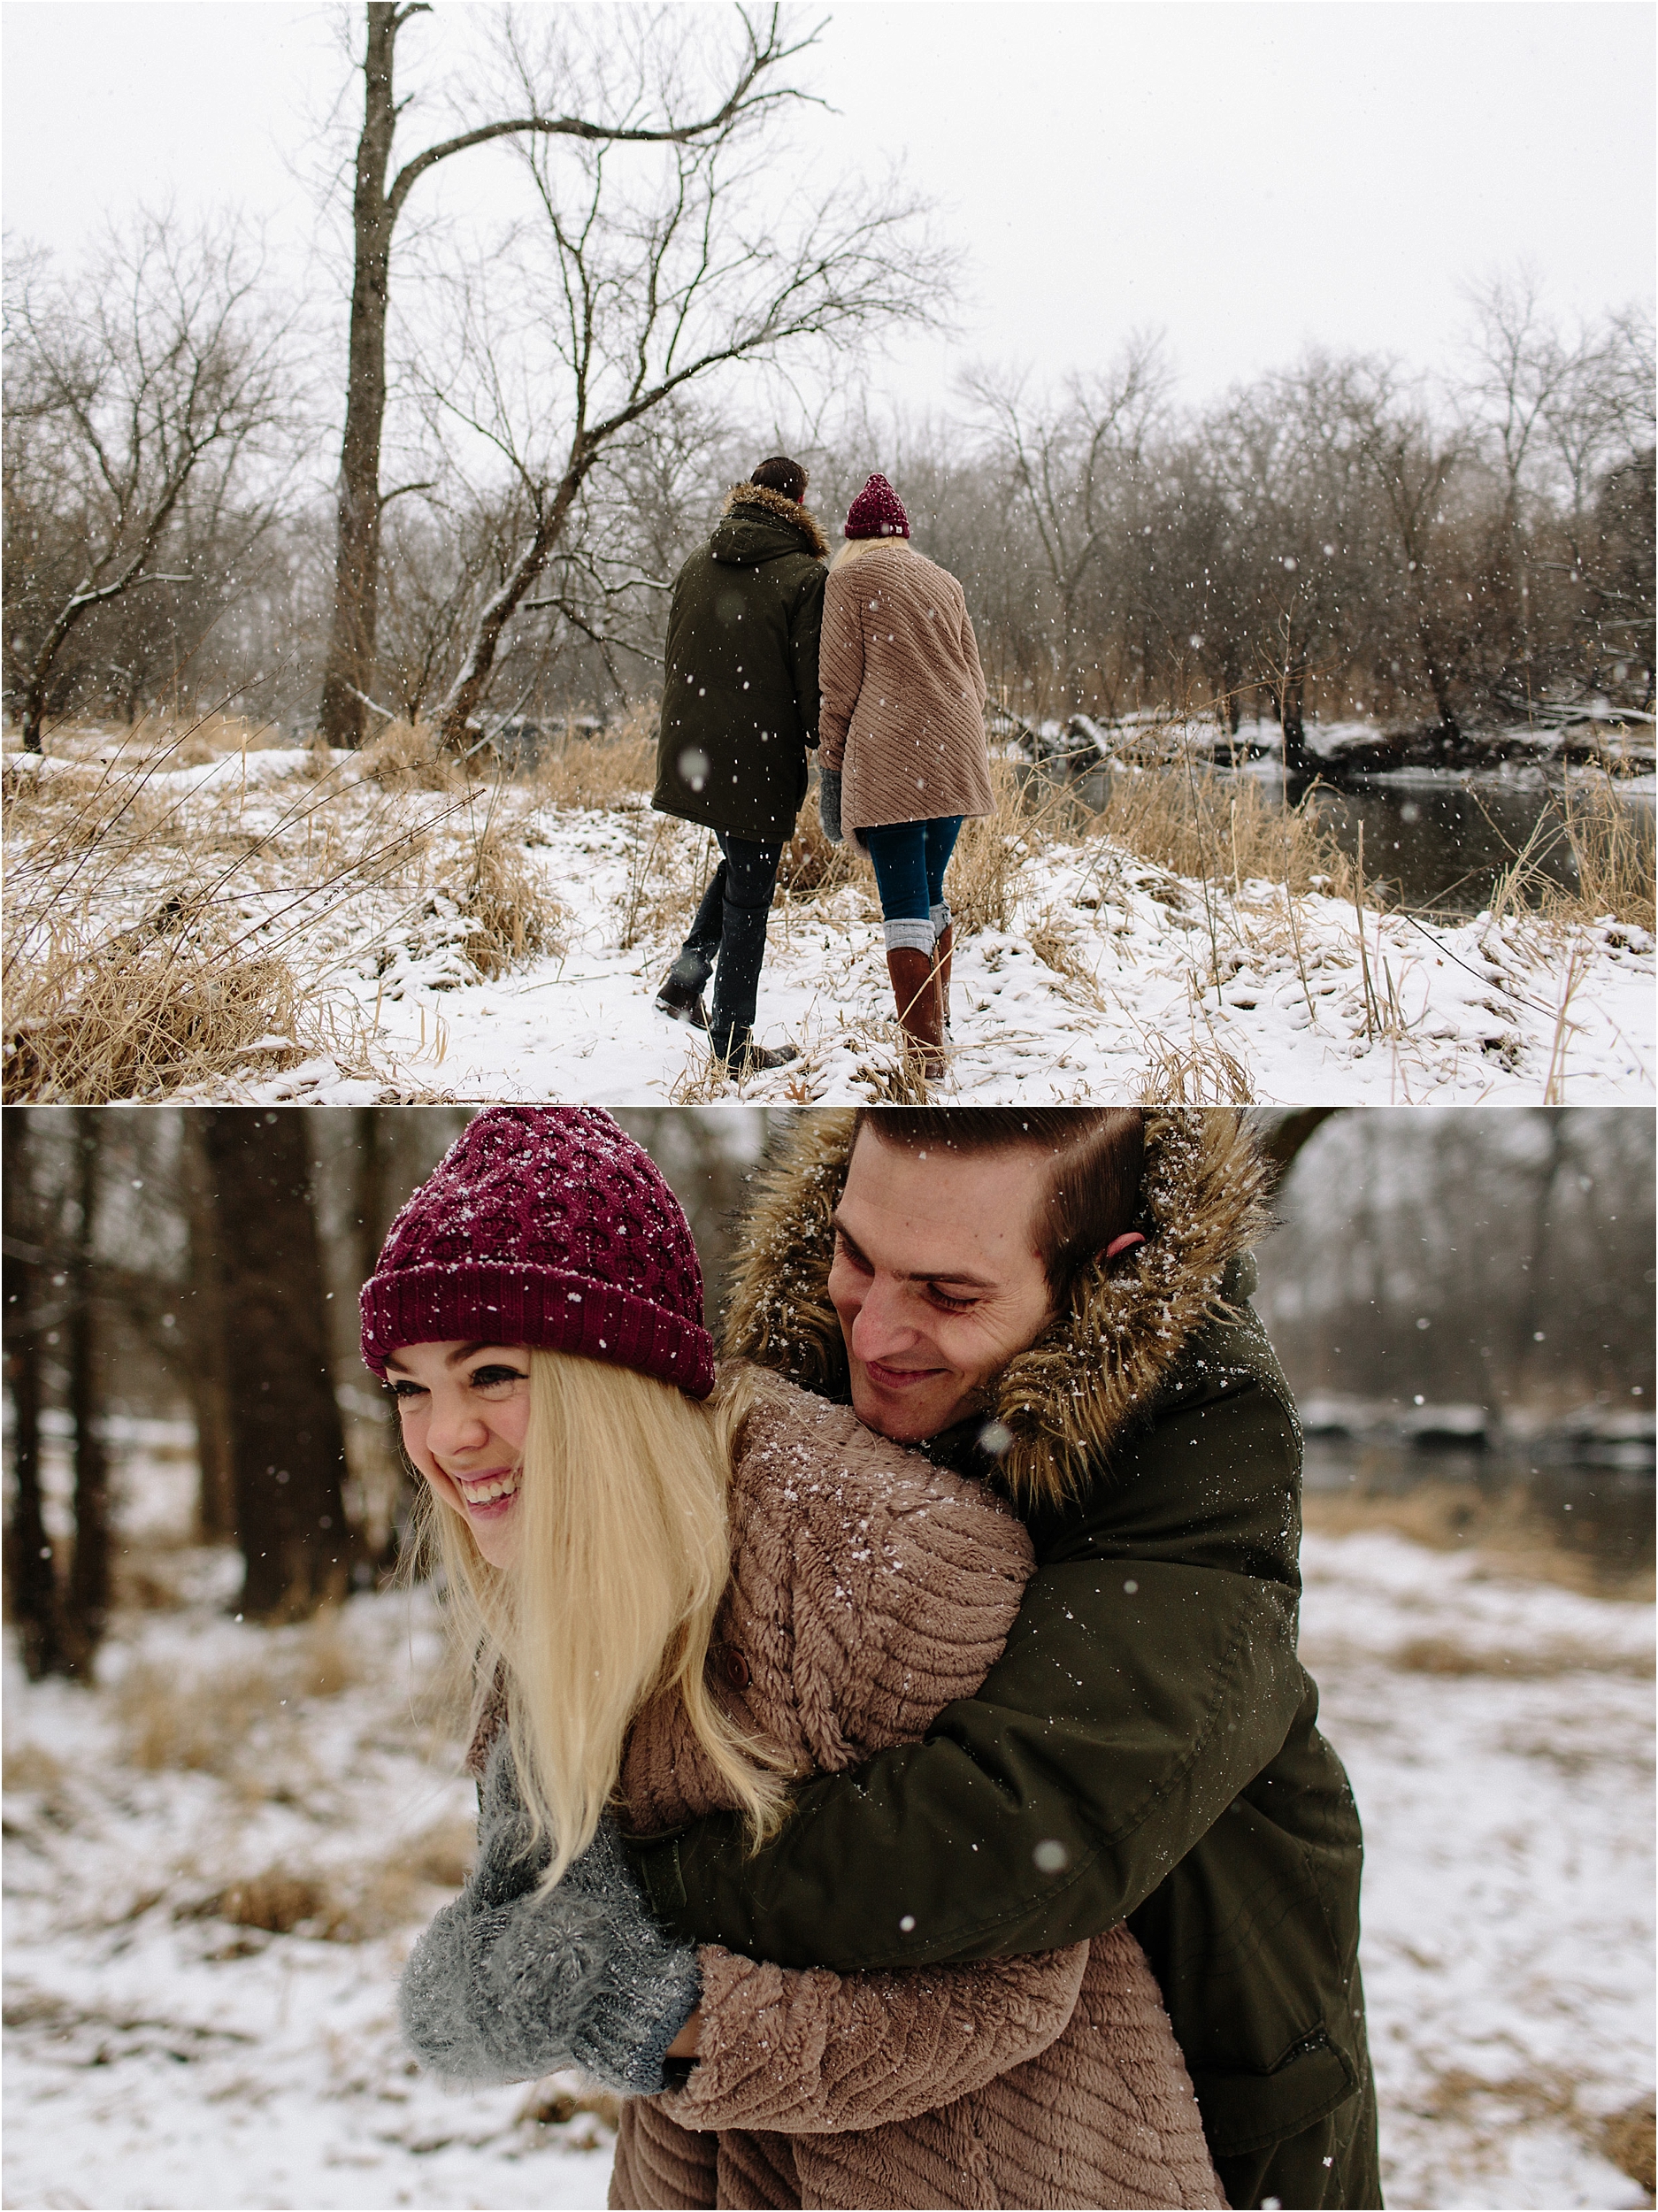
[359,1108,714,1397]
[844,473,910,540]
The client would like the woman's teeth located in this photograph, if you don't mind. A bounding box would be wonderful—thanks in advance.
[452,1471,520,1505]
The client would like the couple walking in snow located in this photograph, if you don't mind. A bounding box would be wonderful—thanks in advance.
[649,457,994,1080]
[371,1103,1380,2208]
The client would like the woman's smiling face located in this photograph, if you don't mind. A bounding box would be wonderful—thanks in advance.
[383,1340,533,1570]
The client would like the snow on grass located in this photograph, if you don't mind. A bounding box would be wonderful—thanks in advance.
[12,746,1641,1104]
[4,1532,1651,2210]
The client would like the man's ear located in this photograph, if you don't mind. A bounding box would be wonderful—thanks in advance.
[1103,1232,1146,1262]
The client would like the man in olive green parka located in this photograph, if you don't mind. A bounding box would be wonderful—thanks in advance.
[626,1108,1383,2211]
[651,457,829,1072]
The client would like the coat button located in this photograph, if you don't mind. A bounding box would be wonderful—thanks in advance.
[723,1647,750,1691]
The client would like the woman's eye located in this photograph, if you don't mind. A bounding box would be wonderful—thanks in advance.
[388,1381,424,1404]
[470,1365,526,1391]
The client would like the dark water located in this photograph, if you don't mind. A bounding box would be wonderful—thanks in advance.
[1063,757,1652,917]
[1302,1433,1656,1584]
[1301,778,1639,917]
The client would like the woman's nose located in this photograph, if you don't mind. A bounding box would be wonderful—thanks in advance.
[426,1394,488,1456]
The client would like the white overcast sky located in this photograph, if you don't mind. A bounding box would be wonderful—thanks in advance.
[4,0,1654,425]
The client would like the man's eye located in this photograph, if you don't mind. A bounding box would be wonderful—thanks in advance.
[834,1234,872,1273]
[928,1288,977,1314]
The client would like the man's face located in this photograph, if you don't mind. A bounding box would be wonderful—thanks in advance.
[827,1130,1055,1443]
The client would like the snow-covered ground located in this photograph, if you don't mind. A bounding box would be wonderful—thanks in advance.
[7,745,1651,1104]
[4,1532,1651,2211]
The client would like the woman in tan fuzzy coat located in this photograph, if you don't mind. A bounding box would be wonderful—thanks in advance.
[606,1369,1225,2212]
[817,473,994,1067]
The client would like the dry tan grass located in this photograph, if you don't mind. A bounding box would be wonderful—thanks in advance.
[1486,770,1654,933]
[778,791,864,899]
[359,718,460,794]
[4,1743,67,1795]
[455,814,570,978]
[1094,763,1354,899]
[1302,1485,1655,1601]
[179,1810,478,1945]
[1392,1634,1652,1679]
[1026,908,1106,1004]
[1601,2100,1656,2195]
[517,2081,625,2139]
[524,706,656,811]
[950,757,1046,934]
[1135,1033,1256,1103]
[115,1614,363,1776]
[4,924,301,1102]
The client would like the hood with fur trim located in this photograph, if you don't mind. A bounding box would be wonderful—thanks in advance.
[719,1110,1278,1511]
[713,480,831,561]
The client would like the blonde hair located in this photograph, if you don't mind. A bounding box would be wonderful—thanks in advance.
[413,1351,788,1886]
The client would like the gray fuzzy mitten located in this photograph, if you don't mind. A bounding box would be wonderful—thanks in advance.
[818,766,844,846]
[398,1739,701,2095]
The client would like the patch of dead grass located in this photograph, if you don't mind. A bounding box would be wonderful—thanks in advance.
[1602,2100,1656,2197]
[524,707,656,812]
[1393,1634,1652,1679]
[1302,1485,1655,1601]
[4,922,302,1102]
[1094,762,1354,900]
[114,1613,363,1776]
[359,719,460,794]
[455,815,570,978]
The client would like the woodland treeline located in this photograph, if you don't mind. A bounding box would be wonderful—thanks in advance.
[2,9,1651,760]
[4,1107,1652,1681]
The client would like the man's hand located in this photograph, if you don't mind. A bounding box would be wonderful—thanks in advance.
[398,1740,701,2095]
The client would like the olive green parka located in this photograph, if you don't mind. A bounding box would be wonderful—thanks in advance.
[626,1110,1382,2212]
[652,484,829,845]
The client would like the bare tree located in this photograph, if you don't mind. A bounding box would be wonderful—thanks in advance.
[199,1111,354,1622]
[409,86,947,748]
[315,1,825,748]
[2,1115,63,1680]
[963,342,1170,714]
[2,218,296,752]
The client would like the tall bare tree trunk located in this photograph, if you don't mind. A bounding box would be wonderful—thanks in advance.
[61,1111,111,1674]
[2,1118,63,1679]
[180,1114,237,1542]
[201,1110,354,1621]
[317,3,400,749]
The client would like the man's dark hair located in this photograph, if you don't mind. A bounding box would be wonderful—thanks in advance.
[751,455,808,503]
[851,1109,1145,1302]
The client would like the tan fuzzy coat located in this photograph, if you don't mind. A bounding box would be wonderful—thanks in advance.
[818,542,994,833]
[609,1375,1226,2211]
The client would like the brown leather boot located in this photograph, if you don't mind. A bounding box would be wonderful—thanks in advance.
[887,946,945,1077]
[932,923,954,1034]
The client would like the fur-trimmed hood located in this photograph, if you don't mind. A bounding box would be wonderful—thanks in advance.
[714,480,830,560]
[719,1110,1278,1510]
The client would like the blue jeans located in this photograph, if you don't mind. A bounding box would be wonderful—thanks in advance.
[863,817,963,952]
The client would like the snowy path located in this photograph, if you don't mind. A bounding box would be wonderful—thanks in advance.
[4,1539,1651,2209]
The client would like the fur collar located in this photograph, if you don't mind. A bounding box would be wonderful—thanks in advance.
[722,481,830,558]
[719,1110,1276,1511]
